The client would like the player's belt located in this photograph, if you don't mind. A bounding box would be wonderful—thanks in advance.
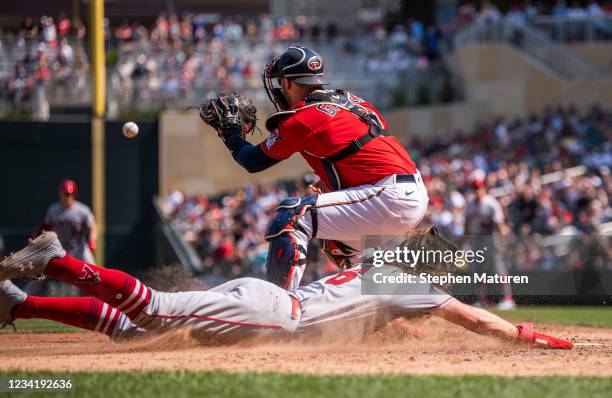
[396,174,417,183]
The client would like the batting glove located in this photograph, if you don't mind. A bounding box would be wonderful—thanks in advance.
[517,322,573,349]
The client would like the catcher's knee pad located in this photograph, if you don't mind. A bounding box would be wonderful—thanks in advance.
[265,195,318,289]
[264,195,318,240]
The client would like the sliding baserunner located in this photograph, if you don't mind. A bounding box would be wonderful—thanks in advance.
[0,231,572,348]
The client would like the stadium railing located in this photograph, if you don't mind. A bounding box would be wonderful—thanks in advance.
[453,19,603,79]
[531,15,612,42]
[153,197,203,273]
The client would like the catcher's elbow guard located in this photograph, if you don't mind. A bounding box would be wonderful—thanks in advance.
[516,322,574,349]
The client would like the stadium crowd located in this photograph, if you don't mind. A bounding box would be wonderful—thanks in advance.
[1,14,89,113]
[3,2,612,113]
[1,11,439,112]
[162,104,611,284]
[453,0,612,26]
[449,0,612,43]
[106,12,447,109]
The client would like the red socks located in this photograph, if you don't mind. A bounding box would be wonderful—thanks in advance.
[13,296,121,336]
[44,255,150,319]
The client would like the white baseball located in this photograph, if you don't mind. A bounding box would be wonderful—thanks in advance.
[122,121,139,138]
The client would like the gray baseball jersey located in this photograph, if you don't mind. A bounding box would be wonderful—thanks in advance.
[465,194,504,235]
[44,201,95,261]
[112,277,300,341]
[465,195,508,276]
[292,264,453,332]
[111,266,453,340]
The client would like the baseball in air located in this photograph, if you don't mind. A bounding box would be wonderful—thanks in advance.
[122,121,139,138]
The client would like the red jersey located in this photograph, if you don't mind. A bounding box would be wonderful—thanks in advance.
[260,93,416,191]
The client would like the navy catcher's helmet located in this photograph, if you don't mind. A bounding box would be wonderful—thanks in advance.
[262,46,328,111]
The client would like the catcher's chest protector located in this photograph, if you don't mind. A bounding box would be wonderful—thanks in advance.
[265,89,392,190]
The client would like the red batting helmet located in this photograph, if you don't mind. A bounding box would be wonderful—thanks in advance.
[60,179,78,196]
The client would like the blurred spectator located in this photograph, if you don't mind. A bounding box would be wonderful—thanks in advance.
[57,12,71,38]
[41,16,57,47]
[115,20,133,44]
[20,17,38,40]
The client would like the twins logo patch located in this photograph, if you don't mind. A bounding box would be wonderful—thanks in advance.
[77,264,101,283]
[265,132,281,149]
[307,56,322,71]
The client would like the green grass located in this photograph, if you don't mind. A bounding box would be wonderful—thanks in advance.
[0,372,610,398]
[492,306,612,328]
[0,306,612,334]
[0,319,80,334]
[2,307,610,397]
[4,306,610,335]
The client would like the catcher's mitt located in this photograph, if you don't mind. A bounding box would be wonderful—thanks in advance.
[199,94,257,136]
[389,227,458,292]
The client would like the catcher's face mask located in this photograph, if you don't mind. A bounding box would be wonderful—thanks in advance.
[262,57,290,111]
[263,47,329,111]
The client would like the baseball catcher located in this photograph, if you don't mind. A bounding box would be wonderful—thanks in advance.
[1,231,572,349]
[200,46,429,290]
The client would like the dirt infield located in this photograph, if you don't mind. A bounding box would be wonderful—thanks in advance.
[1,317,611,376]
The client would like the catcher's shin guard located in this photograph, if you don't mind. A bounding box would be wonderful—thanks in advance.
[265,195,318,290]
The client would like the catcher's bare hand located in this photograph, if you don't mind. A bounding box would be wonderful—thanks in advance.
[199,94,257,138]
[307,180,330,194]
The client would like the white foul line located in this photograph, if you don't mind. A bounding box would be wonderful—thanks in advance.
[573,342,603,347]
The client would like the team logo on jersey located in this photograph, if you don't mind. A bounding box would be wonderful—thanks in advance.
[307,56,322,71]
[265,131,281,149]
[77,264,101,283]
[315,104,338,117]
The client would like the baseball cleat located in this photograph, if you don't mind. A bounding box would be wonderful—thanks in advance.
[0,231,66,281]
[496,298,517,311]
[0,280,27,331]
[472,299,488,307]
